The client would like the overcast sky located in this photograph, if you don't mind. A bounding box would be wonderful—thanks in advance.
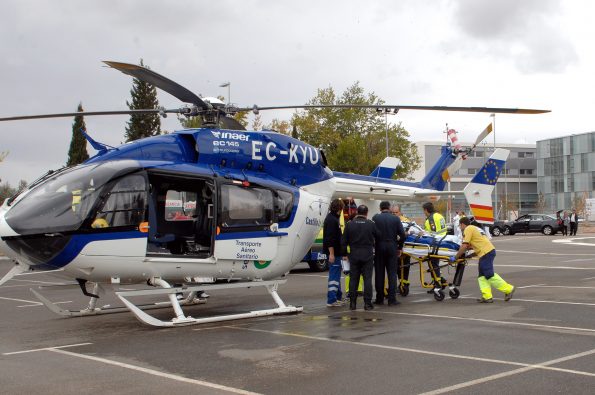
[1,0,593,186]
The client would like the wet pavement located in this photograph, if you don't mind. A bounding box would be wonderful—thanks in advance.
[1,233,595,394]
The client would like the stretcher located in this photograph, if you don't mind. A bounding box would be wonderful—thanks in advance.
[398,222,469,301]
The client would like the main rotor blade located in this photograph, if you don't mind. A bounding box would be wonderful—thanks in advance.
[243,104,550,114]
[0,109,182,122]
[472,123,493,148]
[103,61,209,110]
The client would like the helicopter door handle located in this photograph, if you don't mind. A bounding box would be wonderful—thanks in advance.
[266,231,288,237]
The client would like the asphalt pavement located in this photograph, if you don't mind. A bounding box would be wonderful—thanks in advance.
[1,233,595,394]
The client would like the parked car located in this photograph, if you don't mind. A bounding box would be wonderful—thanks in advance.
[489,220,510,237]
[504,214,561,236]
[302,228,329,271]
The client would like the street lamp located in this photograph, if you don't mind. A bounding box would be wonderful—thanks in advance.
[491,113,497,218]
[219,82,230,104]
[376,108,399,157]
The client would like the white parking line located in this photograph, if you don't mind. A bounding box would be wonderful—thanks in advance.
[496,264,595,270]
[0,296,42,305]
[458,296,595,307]
[290,273,327,278]
[49,348,261,395]
[518,285,595,290]
[228,326,595,379]
[2,342,93,355]
[10,278,70,285]
[379,311,595,333]
[17,301,72,308]
[498,250,594,256]
[419,348,595,395]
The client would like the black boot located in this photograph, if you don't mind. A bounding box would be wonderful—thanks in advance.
[350,297,357,310]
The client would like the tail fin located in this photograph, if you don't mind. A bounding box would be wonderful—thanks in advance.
[419,146,457,191]
[463,148,510,224]
[369,157,401,179]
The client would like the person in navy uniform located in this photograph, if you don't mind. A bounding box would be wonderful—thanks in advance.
[323,198,345,307]
[342,205,379,310]
[372,201,406,305]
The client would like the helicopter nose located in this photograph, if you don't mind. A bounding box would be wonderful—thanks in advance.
[0,209,25,263]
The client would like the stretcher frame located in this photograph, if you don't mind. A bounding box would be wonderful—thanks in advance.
[399,240,468,301]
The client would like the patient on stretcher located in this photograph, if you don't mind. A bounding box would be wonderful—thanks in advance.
[401,221,466,259]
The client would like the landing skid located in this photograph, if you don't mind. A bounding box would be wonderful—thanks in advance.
[31,279,302,327]
[116,279,303,327]
[30,287,208,318]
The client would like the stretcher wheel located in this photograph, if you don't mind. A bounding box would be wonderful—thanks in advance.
[399,283,409,297]
[434,290,445,301]
[449,288,460,299]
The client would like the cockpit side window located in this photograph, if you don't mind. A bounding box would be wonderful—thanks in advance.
[219,184,274,229]
[91,174,147,229]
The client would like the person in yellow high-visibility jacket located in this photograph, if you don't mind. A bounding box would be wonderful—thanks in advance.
[423,202,447,287]
[454,217,515,303]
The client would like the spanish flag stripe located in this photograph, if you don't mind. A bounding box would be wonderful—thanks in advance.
[470,206,493,220]
[470,204,492,210]
[474,215,494,222]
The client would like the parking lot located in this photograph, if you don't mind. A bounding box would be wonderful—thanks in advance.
[1,233,595,394]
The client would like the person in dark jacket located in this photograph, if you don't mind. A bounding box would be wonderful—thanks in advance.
[342,204,379,310]
[372,201,406,305]
[323,198,345,307]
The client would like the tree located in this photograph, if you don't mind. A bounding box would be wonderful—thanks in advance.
[536,192,546,213]
[66,103,89,166]
[125,59,161,142]
[0,179,27,206]
[178,96,249,130]
[265,119,291,135]
[291,82,420,178]
[572,192,588,218]
[251,113,263,131]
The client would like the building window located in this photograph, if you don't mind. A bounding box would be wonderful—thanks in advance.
[520,169,533,175]
[518,152,534,159]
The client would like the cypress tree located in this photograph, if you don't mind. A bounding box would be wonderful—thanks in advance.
[66,102,89,167]
[125,59,161,142]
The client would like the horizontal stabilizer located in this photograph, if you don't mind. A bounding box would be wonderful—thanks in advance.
[369,157,401,179]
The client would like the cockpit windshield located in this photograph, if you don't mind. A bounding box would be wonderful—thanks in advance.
[4,160,141,235]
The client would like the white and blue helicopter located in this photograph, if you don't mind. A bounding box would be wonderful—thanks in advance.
[0,61,549,327]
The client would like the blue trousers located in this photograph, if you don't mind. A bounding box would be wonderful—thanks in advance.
[327,257,343,304]
[478,249,496,279]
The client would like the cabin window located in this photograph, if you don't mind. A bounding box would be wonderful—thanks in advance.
[92,174,147,228]
[275,190,293,222]
[220,184,274,227]
[164,190,197,221]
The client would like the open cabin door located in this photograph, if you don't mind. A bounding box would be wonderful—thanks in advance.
[146,172,215,258]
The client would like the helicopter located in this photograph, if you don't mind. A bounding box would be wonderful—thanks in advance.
[0,61,549,327]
